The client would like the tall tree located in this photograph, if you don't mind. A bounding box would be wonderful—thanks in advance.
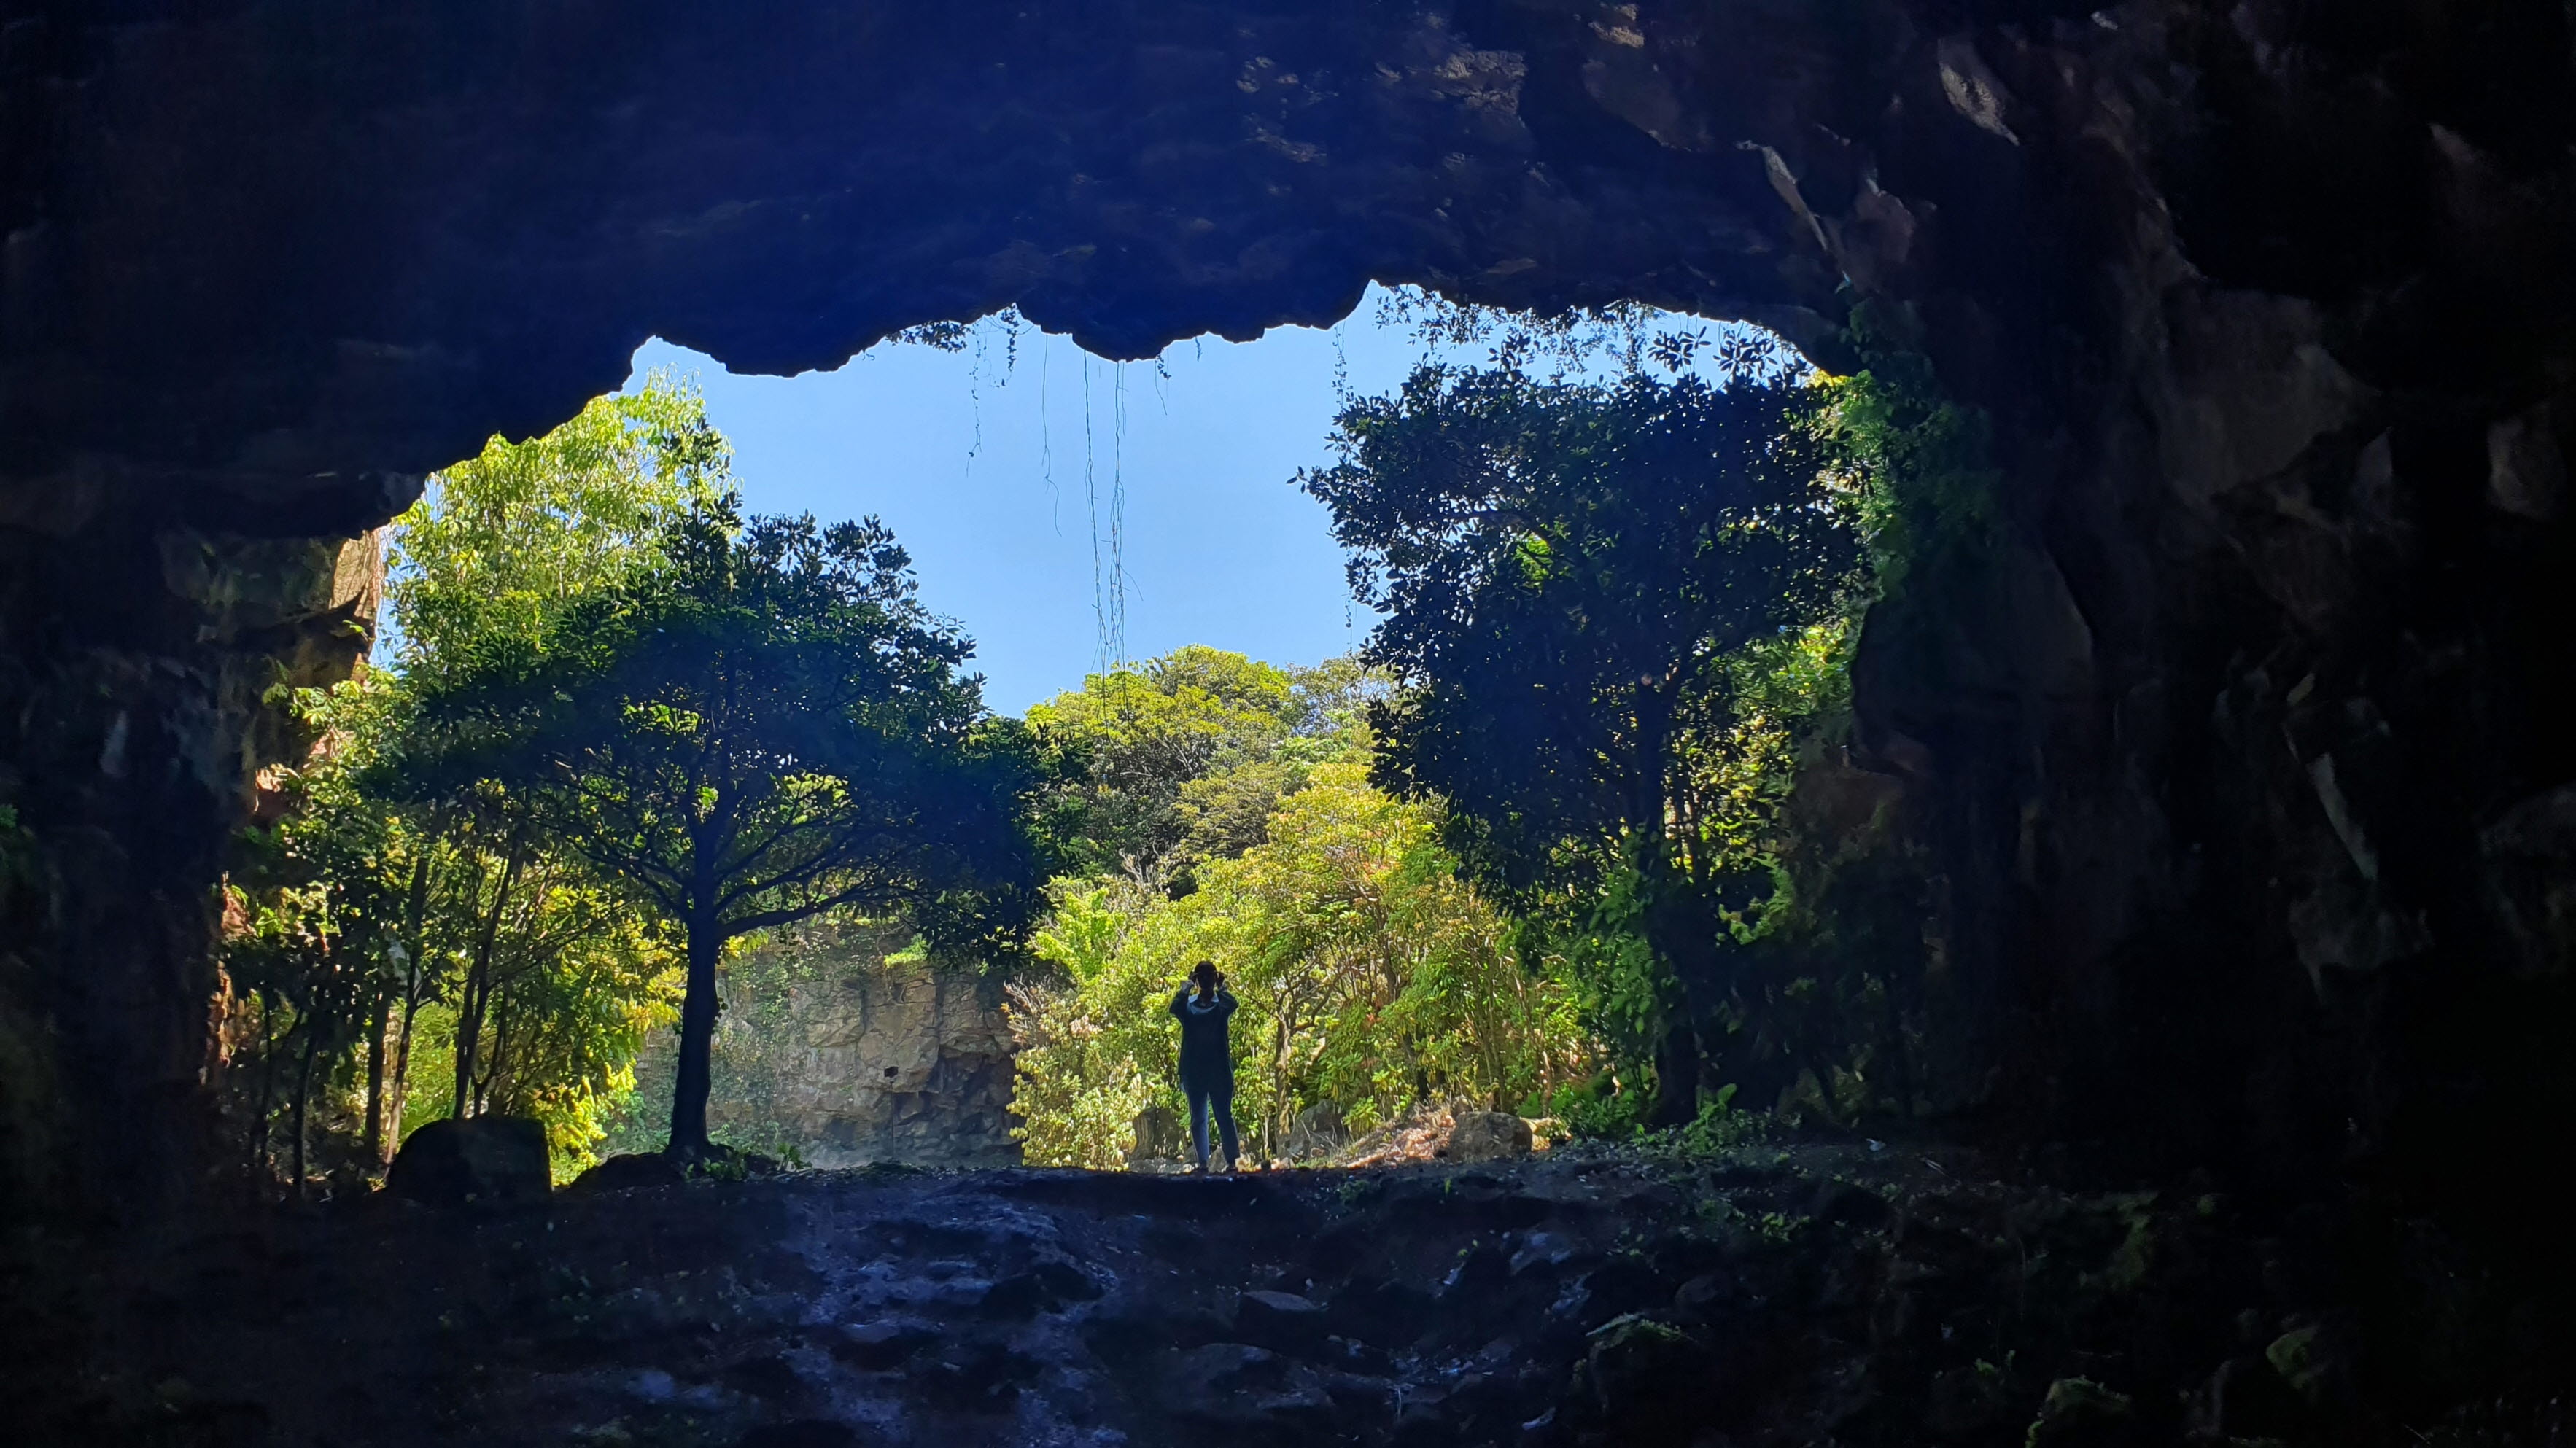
[1300,345,1863,1123]
[387,373,732,680]
[418,505,1039,1158]
[1008,755,1582,1169]
[220,377,734,1185]
[1027,647,1375,890]
[1026,647,1301,882]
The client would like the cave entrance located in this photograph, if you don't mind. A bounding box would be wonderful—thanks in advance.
[3,1,1842,1221]
[566,285,1789,1174]
[618,284,1782,712]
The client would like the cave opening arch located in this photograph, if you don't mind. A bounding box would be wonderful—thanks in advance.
[1,0,2571,1230]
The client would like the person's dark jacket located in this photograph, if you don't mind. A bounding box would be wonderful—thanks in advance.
[1170,987,1237,1094]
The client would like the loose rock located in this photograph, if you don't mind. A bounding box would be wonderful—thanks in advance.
[1235,1289,1327,1355]
[1440,1111,1533,1164]
[385,1117,550,1207]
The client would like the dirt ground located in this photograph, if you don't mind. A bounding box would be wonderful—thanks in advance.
[4,1134,2559,1447]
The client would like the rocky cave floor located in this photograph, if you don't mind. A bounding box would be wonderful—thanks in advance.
[7,1135,2565,1448]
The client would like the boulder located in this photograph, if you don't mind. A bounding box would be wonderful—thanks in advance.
[1162,1344,1335,1433]
[1234,1289,1328,1355]
[2188,1355,2310,1441]
[1438,1111,1532,1164]
[386,1117,551,1207]
[912,1341,1041,1412]
[1282,1101,1346,1160]
[1130,1104,1182,1165]
[2024,1377,2136,1447]
[1324,1280,1434,1346]
[568,1151,688,1194]
[831,1318,941,1371]
[2264,1321,2351,1409]
[1343,1103,1533,1167]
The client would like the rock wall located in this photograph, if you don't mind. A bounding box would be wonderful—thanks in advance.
[702,924,1019,1170]
[2,0,2572,1220]
[0,510,387,1221]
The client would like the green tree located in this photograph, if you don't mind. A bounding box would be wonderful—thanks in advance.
[239,671,683,1181]
[1027,647,1376,890]
[387,373,732,680]
[1009,750,1587,1167]
[1300,346,1864,1124]
[225,809,391,1194]
[220,376,731,1186]
[416,505,1040,1159]
[1027,647,1302,883]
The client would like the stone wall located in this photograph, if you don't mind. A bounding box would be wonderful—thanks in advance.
[700,924,1019,1170]
[0,505,388,1223]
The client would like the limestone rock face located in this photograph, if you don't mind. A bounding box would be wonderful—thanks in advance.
[0,521,386,1222]
[703,925,1019,1170]
[1438,1111,1534,1164]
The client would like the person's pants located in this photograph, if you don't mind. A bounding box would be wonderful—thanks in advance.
[1187,1082,1238,1168]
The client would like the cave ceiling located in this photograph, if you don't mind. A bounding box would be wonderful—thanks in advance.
[8,1,2563,534]
[1,0,1885,535]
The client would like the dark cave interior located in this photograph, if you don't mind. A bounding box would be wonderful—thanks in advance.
[3,1,2574,1443]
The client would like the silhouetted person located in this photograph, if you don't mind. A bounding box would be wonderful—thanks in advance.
[1169,960,1239,1173]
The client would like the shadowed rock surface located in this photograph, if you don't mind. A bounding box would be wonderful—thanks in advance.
[1,6,2570,1439]
[12,1144,2549,1448]
[387,1117,554,1209]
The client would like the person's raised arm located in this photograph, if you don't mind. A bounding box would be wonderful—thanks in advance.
[1169,988,1190,1020]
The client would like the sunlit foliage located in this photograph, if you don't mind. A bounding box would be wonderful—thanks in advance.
[1301,340,1869,1126]
[221,378,727,1186]
[1009,663,1589,1167]
[406,504,1041,1158]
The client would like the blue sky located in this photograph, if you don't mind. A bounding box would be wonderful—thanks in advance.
[621,288,1439,715]
[618,285,1742,715]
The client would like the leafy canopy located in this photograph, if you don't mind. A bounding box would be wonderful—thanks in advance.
[1299,343,1866,1125]
[412,501,1041,1153]
[1009,755,1585,1169]
[220,381,726,1187]
[1303,351,1863,896]
[1026,646,1368,888]
[387,374,732,678]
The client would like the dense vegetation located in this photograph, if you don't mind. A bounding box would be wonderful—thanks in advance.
[1005,650,1590,1167]
[221,303,1921,1188]
[1305,329,1866,1128]
[1009,316,1895,1161]
[403,504,1037,1156]
[220,378,1040,1182]
[225,382,717,1183]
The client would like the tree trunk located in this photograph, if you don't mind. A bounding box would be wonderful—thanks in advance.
[387,987,420,1165]
[449,965,481,1120]
[1269,1011,1291,1165]
[476,986,511,1117]
[371,851,428,1164]
[1622,691,1704,1129]
[669,914,723,1159]
[452,842,523,1118]
[361,987,389,1165]
[1648,1019,1701,1128]
[1636,856,1711,1129]
[290,1013,322,1198]
[246,994,280,1175]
